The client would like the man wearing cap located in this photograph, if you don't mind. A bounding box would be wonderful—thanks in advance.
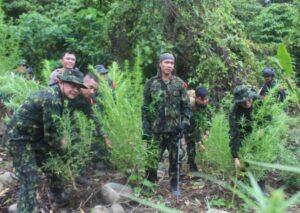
[2,68,87,212]
[229,85,261,168]
[49,51,76,85]
[259,67,286,102]
[141,53,192,195]
[185,86,217,172]
[68,72,112,185]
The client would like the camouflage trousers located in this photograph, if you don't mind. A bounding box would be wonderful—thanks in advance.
[145,133,180,183]
[185,136,196,165]
[6,140,64,213]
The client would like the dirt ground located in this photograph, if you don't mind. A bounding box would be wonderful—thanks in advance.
[1,147,299,213]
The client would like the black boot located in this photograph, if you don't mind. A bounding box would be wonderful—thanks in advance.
[189,163,199,172]
[170,179,181,196]
[48,189,69,208]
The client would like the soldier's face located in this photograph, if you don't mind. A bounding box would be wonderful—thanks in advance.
[195,96,209,106]
[159,59,174,76]
[240,99,253,109]
[61,53,76,69]
[81,77,99,98]
[264,76,273,83]
[60,81,80,99]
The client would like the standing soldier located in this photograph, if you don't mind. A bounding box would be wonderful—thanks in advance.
[2,68,87,212]
[142,53,192,195]
[49,52,76,85]
[259,67,286,102]
[185,86,217,172]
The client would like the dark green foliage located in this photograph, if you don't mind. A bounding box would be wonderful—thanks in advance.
[249,3,295,44]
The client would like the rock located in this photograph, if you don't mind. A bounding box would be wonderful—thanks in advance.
[0,171,16,186]
[91,205,110,213]
[98,184,120,205]
[110,203,125,213]
[8,203,17,213]
[104,183,133,202]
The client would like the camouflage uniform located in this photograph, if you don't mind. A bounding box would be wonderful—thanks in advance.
[186,103,215,167]
[141,74,192,185]
[68,95,109,161]
[2,85,66,212]
[229,85,260,158]
[259,79,286,102]
[2,69,86,212]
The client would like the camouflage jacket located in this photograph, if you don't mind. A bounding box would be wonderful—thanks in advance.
[229,104,253,158]
[259,79,286,102]
[68,94,106,139]
[2,85,65,153]
[141,75,192,135]
[187,102,215,141]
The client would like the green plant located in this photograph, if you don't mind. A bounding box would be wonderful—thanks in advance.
[93,58,146,173]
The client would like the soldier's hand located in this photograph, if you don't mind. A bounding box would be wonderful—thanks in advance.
[104,138,112,148]
[60,138,67,148]
[234,158,241,169]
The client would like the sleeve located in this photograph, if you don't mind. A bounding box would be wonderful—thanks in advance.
[141,80,153,136]
[229,109,242,158]
[90,109,107,139]
[180,84,192,127]
[188,112,201,141]
[43,98,64,153]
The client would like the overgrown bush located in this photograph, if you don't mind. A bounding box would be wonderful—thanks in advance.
[93,58,146,173]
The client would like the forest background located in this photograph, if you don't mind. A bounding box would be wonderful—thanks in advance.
[0,0,300,212]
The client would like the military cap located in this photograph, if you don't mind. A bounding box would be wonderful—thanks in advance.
[234,85,260,103]
[159,53,175,63]
[195,86,208,97]
[95,64,108,74]
[57,68,87,88]
[262,67,275,77]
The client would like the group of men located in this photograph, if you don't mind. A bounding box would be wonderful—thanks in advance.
[1,52,114,212]
[142,53,285,196]
[1,51,284,212]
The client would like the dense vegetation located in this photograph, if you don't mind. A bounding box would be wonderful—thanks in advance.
[0,0,299,212]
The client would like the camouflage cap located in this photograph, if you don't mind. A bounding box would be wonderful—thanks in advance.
[57,68,87,88]
[95,64,108,74]
[233,85,260,103]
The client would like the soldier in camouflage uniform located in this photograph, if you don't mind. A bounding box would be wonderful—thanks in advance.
[2,68,87,212]
[186,86,217,172]
[229,85,261,168]
[141,53,192,195]
[259,67,286,102]
[68,72,112,185]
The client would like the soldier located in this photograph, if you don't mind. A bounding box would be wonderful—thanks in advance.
[15,59,28,75]
[229,85,260,168]
[2,68,87,212]
[259,67,286,102]
[141,53,192,195]
[185,86,216,172]
[95,64,116,90]
[69,72,112,185]
[49,52,76,85]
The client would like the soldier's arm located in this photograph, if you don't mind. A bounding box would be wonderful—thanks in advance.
[43,99,64,153]
[141,80,152,137]
[229,111,242,159]
[180,84,192,128]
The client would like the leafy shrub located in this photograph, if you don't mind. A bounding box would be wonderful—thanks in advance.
[93,58,146,172]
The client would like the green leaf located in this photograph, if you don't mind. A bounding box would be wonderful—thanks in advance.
[277,43,293,77]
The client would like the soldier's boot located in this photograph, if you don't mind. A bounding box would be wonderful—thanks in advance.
[170,179,181,196]
[75,170,93,186]
[48,189,69,208]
